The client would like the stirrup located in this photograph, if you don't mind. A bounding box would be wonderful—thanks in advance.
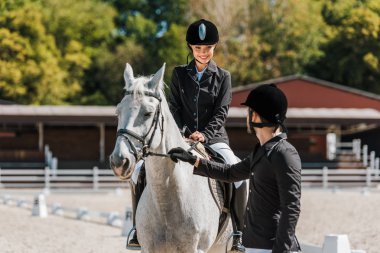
[126,226,141,250]
[226,231,245,253]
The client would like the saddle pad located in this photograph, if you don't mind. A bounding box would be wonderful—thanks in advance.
[208,178,227,214]
[185,139,209,159]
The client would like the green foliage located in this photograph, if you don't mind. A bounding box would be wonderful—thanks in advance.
[80,39,147,105]
[247,0,327,80]
[0,2,68,104]
[307,0,380,94]
[156,24,188,84]
[0,0,117,104]
[2,0,380,105]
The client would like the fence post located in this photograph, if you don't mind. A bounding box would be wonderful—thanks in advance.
[44,145,49,163]
[366,167,371,187]
[362,145,368,167]
[326,133,337,160]
[376,157,380,179]
[51,157,58,177]
[354,139,361,161]
[93,166,99,191]
[0,167,2,188]
[322,166,328,189]
[369,151,375,170]
[44,166,50,192]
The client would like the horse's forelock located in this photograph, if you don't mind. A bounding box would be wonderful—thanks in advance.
[123,75,165,102]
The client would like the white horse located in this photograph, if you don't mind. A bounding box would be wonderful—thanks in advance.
[109,63,231,253]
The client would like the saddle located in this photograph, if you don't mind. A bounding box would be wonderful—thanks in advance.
[185,139,232,236]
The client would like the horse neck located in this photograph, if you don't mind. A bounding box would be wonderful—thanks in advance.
[144,95,192,196]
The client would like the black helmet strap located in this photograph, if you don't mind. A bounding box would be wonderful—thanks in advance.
[248,109,288,133]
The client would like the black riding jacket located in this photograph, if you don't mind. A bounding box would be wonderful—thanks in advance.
[168,59,231,145]
[194,133,302,252]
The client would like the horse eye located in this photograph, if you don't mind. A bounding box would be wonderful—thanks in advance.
[144,112,153,117]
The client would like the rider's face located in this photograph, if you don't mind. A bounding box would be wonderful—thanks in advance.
[190,44,216,65]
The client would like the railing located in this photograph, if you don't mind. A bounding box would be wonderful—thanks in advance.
[337,139,379,169]
[0,166,126,190]
[302,166,380,188]
[1,165,380,190]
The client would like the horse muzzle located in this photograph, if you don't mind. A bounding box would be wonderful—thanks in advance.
[109,155,136,181]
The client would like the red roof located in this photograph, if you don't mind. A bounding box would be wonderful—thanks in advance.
[232,76,380,110]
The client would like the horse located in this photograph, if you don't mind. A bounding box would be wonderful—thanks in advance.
[109,63,231,253]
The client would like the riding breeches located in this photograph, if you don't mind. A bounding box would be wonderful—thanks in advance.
[209,142,248,232]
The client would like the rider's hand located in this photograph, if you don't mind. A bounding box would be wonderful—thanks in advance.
[189,131,205,142]
[168,147,197,165]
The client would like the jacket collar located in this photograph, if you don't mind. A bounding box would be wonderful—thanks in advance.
[186,59,218,83]
[250,133,287,167]
[262,133,287,154]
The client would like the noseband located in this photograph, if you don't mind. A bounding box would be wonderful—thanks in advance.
[117,90,169,160]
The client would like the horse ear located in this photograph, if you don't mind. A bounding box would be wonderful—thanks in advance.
[149,63,166,91]
[124,63,134,88]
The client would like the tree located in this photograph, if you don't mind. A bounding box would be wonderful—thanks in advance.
[0,0,118,104]
[307,0,380,94]
[81,39,147,105]
[0,2,68,104]
[98,0,190,96]
[41,0,117,103]
[186,0,326,87]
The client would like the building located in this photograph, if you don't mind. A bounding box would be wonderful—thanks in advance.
[1,75,379,169]
[228,75,380,163]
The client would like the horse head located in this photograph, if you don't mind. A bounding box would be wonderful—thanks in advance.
[110,63,166,180]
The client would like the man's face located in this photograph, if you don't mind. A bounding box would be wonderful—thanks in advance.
[190,44,216,65]
[246,108,255,134]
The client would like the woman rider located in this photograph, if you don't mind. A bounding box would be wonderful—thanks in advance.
[167,19,248,253]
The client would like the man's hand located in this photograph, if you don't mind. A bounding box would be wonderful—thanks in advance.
[189,131,205,142]
[168,147,197,165]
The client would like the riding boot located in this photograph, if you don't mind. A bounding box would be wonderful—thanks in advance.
[127,165,146,249]
[229,180,248,253]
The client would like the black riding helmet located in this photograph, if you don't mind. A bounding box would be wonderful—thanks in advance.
[241,84,288,133]
[186,19,219,45]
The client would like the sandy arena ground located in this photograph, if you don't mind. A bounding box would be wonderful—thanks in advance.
[0,187,379,253]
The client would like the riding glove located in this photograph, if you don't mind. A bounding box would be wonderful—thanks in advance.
[168,147,197,165]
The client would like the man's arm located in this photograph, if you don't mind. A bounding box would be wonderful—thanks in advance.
[271,147,302,253]
[168,146,254,183]
[194,156,251,183]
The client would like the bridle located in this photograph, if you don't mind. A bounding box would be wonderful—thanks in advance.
[116,90,169,161]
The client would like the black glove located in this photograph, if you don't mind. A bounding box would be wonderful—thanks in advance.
[168,147,197,165]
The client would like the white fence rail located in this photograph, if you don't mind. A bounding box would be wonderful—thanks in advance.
[1,165,380,189]
[0,167,126,190]
[302,167,380,188]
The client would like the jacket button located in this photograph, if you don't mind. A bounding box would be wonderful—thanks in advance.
[193,113,196,116]
[247,207,249,211]
[251,172,254,176]
[249,189,252,193]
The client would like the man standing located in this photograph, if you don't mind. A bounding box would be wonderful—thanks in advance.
[168,84,302,253]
